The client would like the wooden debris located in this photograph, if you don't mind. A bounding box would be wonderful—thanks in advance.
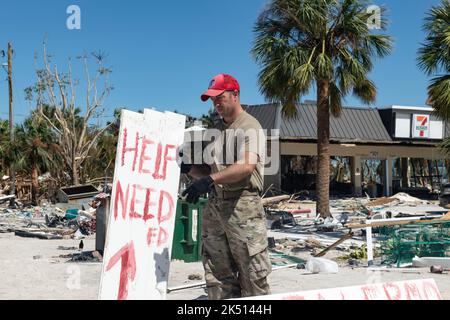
[261,195,291,206]
[345,211,450,229]
[14,230,63,240]
[365,197,396,207]
[305,237,324,248]
[0,195,15,204]
[16,227,76,236]
[314,232,354,258]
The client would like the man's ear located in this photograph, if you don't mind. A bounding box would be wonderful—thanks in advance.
[233,90,239,101]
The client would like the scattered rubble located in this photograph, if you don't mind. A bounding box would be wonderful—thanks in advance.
[430,266,444,274]
[1,185,448,292]
[58,250,103,263]
[265,209,296,230]
[188,273,203,281]
[15,230,64,240]
[337,244,379,262]
[0,197,101,241]
[58,246,78,251]
[262,191,450,270]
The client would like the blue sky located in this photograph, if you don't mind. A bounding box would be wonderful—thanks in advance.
[0,0,442,123]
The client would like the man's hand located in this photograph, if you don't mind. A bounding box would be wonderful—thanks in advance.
[182,176,214,204]
[180,162,192,174]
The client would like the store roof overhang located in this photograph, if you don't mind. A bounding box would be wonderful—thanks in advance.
[279,136,442,147]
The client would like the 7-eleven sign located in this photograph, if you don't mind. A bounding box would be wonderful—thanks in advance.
[413,114,430,138]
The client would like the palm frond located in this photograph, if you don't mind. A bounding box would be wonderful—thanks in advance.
[329,81,343,117]
[440,136,450,156]
[418,0,450,75]
[429,74,450,119]
[353,78,377,104]
[252,0,392,118]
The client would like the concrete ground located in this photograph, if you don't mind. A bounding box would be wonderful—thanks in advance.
[0,232,449,300]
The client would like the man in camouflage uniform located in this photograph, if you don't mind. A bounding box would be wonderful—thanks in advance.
[182,74,271,300]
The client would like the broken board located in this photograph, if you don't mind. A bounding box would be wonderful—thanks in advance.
[346,211,450,229]
[239,278,442,300]
[98,109,185,300]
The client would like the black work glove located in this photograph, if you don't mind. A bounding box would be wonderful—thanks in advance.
[180,162,192,174]
[182,176,214,204]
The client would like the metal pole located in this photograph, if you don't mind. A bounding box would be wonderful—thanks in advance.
[166,264,300,293]
[366,225,374,267]
[384,158,389,197]
[7,43,15,207]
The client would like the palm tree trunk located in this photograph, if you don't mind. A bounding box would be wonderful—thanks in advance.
[401,158,409,188]
[31,163,39,206]
[316,79,331,218]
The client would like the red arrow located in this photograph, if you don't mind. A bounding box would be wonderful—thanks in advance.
[106,241,136,300]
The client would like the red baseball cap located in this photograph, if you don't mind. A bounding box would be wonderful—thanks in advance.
[201,73,240,102]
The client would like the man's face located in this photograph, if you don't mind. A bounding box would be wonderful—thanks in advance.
[210,90,238,118]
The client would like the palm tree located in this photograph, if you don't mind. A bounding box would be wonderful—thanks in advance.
[199,108,217,128]
[418,0,450,118]
[15,113,62,205]
[0,120,22,193]
[0,120,10,176]
[252,0,392,217]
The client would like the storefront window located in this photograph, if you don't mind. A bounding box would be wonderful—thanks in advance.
[281,155,352,195]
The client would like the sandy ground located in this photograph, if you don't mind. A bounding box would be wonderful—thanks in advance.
[0,232,449,300]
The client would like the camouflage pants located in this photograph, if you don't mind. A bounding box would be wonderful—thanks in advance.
[201,193,272,300]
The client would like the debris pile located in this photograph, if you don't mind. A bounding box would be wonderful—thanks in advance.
[261,189,450,270]
[58,250,103,263]
[0,200,100,241]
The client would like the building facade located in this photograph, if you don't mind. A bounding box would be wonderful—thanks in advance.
[245,104,449,198]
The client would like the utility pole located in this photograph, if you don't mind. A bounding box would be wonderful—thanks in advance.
[7,42,15,207]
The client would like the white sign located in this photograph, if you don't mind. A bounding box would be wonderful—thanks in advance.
[394,112,411,138]
[413,114,430,138]
[239,279,442,300]
[430,115,444,139]
[99,109,185,300]
[191,209,198,242]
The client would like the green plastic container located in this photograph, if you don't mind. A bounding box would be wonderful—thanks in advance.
[171,198,208,262]
[65,209,79,220]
